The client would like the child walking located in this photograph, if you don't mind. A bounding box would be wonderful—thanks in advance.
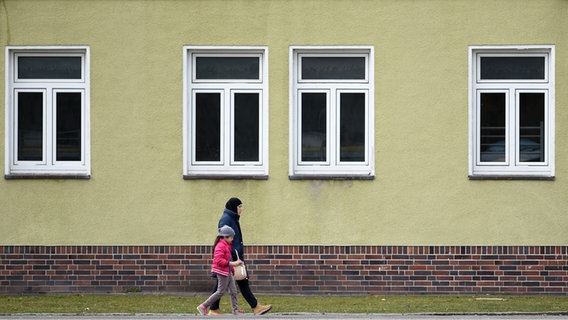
[197,225,243,316]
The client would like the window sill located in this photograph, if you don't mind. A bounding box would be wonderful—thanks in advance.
[5,174,91,180]
[183,174,268,180]
[289,175,375,180]
[468,175,554,181]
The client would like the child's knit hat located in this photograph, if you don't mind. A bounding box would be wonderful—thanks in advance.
[218,225,235,237]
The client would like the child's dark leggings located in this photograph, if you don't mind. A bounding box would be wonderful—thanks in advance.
[210,277,257,310]
[202,273,238,313]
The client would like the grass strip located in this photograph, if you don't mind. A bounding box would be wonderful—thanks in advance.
[1,295,567,314]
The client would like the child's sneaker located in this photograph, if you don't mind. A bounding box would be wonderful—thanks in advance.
[196,304,208,315]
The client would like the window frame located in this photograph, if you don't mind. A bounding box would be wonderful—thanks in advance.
[468,45,555,179]
[5,46,90,179]
[289,46,374,179]
[183,46,269,179]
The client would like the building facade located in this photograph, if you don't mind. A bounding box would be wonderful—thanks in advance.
[1,0,567,295]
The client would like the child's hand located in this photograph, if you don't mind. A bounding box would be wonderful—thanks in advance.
[233,259,243,266]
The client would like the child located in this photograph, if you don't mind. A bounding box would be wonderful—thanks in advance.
[197,225,243,315]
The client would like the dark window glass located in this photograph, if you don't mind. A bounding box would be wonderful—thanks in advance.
[340,93,365,162]
[56,93,82,161]
[234,93,260,162]
[302,57,365,80]
[480,57,545,80]
[17,92,43,161]
[519,92,545,163]
[195,93,221,161]
[480,92,506,162]
[196,57,259,80]
[18,56,82,79]
[301,93,327,162]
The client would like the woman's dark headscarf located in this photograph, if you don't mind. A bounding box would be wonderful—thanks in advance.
[225,197,242,213]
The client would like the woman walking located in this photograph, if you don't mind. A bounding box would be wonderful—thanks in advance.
[208,197,272,316]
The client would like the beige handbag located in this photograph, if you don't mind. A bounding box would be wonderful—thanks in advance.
[233,250,247,281]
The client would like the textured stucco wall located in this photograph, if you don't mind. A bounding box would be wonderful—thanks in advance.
[1,0,567,245]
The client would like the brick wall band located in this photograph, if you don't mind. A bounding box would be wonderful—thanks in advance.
[1,245,567,295]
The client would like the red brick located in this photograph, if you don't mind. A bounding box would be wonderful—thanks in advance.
[1,245,567,295]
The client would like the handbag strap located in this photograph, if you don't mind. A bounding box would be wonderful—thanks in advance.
[235,249,240,261]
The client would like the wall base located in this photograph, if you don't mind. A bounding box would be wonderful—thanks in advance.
[1,245,567,295]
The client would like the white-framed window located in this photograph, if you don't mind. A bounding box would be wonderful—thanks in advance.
[5,46,90,178]
[289,46,374,179]
[183,46,268,179]
[468,45,555,179]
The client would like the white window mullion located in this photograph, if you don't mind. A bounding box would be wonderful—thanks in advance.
[513,89,522,166]
[224,88,234,167]
[217,88,226,167]
[322,89,331,166]
[47,88,55,166]
[42,90,49,166]
[331,88,339,166]
[229,89,236,166]
[508,88,517,167]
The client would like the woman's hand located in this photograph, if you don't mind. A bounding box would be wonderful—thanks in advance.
[230,259,243,266]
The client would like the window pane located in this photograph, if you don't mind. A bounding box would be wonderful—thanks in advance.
[519,92,545,162]
[196,57,259,80]
[18,56,82,79]
[302,57,365,80]
[234,93,259,162]
[56,93,82,161]
[480,57,545,80]
[17,92,43,161]
[480,92,506,162]
[195,93,221,161]
[301,93,327,162]
[340,93,365,162]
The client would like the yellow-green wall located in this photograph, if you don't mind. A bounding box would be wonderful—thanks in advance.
[1,0,567,245]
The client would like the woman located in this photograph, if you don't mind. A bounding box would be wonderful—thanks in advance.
[208,197,272,316]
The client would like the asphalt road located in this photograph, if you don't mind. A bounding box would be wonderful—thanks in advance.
[1,314,567,320]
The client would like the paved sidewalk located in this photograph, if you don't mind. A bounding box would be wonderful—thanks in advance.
[2,314,568,320]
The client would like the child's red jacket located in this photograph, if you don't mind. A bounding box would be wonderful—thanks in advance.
[211,238,232,277]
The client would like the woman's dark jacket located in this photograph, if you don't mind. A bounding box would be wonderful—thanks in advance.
[218,208,244,261]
